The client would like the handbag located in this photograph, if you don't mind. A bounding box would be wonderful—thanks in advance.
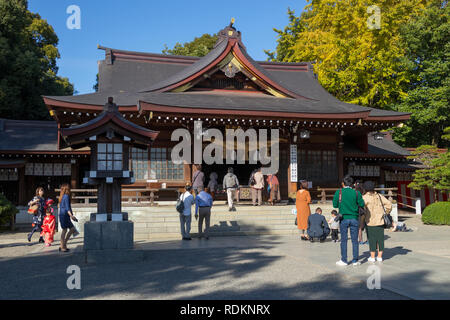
[28,204,39,215]
[378,194,393,229]
[176,193,185,214]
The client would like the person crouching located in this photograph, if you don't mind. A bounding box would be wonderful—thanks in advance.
[307,207,330,243]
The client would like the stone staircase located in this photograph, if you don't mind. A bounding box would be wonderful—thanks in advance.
[64,202,336,240]
[131,203,335,240]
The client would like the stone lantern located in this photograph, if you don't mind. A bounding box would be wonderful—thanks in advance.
[61,97,159,251]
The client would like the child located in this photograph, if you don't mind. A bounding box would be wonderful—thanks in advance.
[40,199,56,247]
[328,210,340,242]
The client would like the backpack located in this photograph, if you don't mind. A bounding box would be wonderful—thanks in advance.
[176,193,185,214]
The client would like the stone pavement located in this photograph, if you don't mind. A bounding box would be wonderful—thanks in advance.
[0,214,449,300]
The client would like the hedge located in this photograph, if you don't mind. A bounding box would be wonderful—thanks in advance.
[422,201,450,225]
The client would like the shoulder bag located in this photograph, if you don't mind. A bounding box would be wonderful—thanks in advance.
[378,193,393,228]
[176,193,185,214]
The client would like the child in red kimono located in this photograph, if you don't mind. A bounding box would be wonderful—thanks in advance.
[40,199,56,247]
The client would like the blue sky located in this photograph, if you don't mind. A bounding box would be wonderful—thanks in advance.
[28,0,308,94]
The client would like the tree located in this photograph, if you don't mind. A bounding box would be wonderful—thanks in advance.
[162,33,218,57]
[0,193,18,230]
[0,0,74,120]
[269,0,430,109]
[408,136,450,192]
[264,8,309,62]
[93,73,99,92]
[392,0,450,148]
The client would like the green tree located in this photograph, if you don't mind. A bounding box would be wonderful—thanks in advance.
[264,8,309,62]
[0,0,73,120]
[93,73,99,92]
[392,0,450,148]
[0,193,18,230]
[162,33,218,57]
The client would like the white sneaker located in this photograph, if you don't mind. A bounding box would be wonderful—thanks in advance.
[336,260,348,266]
[376,257,383,262]
[368,257,376,263]
[352,261,361,266]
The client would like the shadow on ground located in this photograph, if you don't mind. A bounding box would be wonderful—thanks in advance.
[0,233,433,300]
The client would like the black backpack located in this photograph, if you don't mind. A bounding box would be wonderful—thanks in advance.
[176,193,185,214]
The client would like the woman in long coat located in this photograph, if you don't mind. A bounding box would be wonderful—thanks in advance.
[296,180,311,240]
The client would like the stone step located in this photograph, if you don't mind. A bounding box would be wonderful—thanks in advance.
[134,229,300,240]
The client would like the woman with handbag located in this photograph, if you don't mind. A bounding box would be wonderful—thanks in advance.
[362,181,392,262]
[27,187,46,243]
[296,180,311,240]
[58,184,78,252]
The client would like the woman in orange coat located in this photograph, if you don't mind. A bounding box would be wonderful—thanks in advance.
[296,180,311,240]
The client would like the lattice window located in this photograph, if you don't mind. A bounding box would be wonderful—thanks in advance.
[298,149,337,183]
[97,143,123,171]
[150,147,184,180]
[130,147,148,180]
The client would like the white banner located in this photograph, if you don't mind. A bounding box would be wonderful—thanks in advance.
[290,144,297,182]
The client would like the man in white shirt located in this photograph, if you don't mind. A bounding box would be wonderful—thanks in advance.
[179,184,195,240]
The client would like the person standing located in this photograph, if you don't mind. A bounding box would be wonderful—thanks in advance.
[296,180,311,240]
[333,175,365,266]
[223,167,239,212]
[195,187,213,239]
[363,181,392,263]
[355,180,368,245]
[27,187,46,243]
[328,210,340,242]
[207,171,218,199]
[40,199,56,247]
[58,184,78,252]
[179,183,195,240]
[192,165,205,196]
[267,173,281,205]
[251,168,264,206]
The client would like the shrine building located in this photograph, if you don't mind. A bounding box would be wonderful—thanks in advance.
[0,23,416,204]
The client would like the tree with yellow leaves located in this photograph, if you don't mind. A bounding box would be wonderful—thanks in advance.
[269,0,430,109]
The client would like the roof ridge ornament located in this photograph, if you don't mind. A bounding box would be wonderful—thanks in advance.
[104,97,118,113]
[214,19,246,50]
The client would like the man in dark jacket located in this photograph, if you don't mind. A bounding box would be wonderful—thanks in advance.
[307,207,330,243]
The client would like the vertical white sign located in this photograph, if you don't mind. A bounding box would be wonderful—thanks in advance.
[290,144,297,182]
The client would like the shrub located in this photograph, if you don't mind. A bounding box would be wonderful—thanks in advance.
[422,201,450,225]
[0,193,18,226]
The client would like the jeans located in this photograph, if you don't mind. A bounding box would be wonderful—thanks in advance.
[340,218,360,263]
[179,214,191,238]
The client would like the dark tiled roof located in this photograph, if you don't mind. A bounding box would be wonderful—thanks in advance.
[44,37,410,119]
[344,132,410,157]
[0,119,58,151]
[139,40,229,93]
[139,91,369,114]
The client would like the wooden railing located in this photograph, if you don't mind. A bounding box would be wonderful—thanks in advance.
[55,188,181,206]
[316,187,397,204]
